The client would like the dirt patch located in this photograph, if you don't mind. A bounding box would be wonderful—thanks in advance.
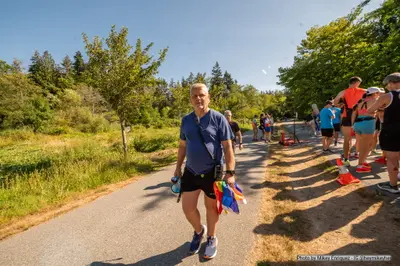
[249,142,400,265]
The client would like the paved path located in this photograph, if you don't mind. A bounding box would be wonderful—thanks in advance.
[0,133,269,266]
[282,121,397,202]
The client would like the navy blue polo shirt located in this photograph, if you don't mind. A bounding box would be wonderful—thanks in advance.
[179,109,234,175]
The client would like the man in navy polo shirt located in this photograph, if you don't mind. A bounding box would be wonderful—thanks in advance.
[174,83,235,259]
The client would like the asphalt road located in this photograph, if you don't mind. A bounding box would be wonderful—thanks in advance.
[0,133,269,266]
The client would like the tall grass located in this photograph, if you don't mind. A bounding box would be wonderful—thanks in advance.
[0,127,179,225]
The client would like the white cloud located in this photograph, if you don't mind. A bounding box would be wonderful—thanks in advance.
[262,69,267,75]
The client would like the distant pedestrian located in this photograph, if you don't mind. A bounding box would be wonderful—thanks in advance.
[320,100,335,153]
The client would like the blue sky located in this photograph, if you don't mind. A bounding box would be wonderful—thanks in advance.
[0,0,384,91]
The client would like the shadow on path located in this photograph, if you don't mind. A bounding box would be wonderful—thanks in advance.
[90,242,192,266]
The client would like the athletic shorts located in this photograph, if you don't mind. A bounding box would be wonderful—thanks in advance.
[353,118,376,135]
[265,127,271,132]
[380,127,400,152]
[181,167,216,199]
[333,123,341,132]
[341,109,353,127]
[321,128,334,137]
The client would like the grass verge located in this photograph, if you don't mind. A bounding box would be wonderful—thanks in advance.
[0,127,179,237]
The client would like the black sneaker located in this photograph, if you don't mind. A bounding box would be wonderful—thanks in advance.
[334,141,337,146]
[189,225,206,254]
[377,182,400,194]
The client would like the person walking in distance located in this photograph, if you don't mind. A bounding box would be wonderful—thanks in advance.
[334,76,366,166]
[224,110,243,152]
[252,115,258,141]
[264,114,272,142]
[368,73,400,194]
[259,113,265,140]
[319,100,335,153]
[174,83,236,259]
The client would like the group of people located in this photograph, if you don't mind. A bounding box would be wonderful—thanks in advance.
[317,73,400,194]
[171,73,400,260]
[251,113,274,142]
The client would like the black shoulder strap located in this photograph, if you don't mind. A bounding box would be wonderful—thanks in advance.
[194,113,216,164]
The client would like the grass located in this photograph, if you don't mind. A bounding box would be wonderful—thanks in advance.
[0,127,179,226]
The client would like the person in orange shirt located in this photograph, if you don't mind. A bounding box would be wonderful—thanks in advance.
[333,76,366,166]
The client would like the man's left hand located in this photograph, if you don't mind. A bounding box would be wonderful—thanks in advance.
[224,174,235,186]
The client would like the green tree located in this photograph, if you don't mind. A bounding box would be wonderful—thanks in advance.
[28,50,61,95]
[210,61,223,88]
[73,51,86,81]
[0,73,52,131]
[223,70,234,93]
[83,25,168,158]
[0,60,12,74]
[11,59,23,73]
[194,72,207,83]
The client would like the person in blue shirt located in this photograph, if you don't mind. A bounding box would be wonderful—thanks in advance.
[320,100,335,152]
[174,83,235,259]
[331,104,342,146]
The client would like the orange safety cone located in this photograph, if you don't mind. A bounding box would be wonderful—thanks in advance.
[336,158,360,185]
[279,132,286,146]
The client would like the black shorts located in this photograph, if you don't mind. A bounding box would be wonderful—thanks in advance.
[341,109,353,127]
[181,167,216,199]
[321,128,334,137]
[333,123,341,132]
[379,128,400,152]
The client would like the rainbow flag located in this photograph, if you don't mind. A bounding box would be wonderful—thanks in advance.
[213,181,247,215]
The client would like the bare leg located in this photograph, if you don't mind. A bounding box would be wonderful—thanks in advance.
[385,151,400,187]
[342,126,352,159]
[371,131,378,152]
[326,136,333,149]
[358,134,373,165]
[182,190,202,233]
[204,194,219,237]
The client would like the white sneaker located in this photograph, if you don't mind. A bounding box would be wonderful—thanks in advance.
[203,236,218,259]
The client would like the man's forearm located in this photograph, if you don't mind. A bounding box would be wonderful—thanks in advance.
[224,143,235,170]
[176,146,186,169]
[237,132,242,143]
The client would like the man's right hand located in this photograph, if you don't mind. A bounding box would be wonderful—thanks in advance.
[174,167,182,178]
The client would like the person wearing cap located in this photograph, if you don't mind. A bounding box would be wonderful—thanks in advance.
[334,76,366,166]
[319,100,335,152]
[224,110,243,152]
[174,83,236,258]
[368,73,400,194]
[351,87,382,173]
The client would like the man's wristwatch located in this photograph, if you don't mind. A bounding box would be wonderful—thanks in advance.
[226,170,235,176]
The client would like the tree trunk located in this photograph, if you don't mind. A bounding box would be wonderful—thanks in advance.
[120,119,128,160]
